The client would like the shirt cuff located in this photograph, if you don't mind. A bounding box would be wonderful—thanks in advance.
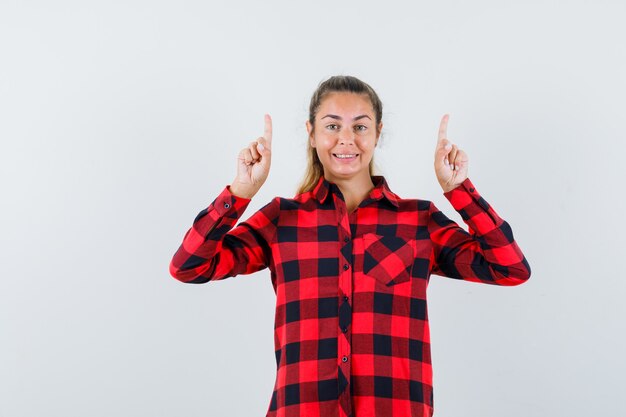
[193,185,253,238]
[211,185,251,218]
[442,178,483,209]
[219,184,252,214]
[442,177,502,233]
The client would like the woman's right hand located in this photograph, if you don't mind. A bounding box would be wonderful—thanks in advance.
[230,114,273,199]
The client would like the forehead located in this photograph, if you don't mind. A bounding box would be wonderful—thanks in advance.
[318,92,374,116]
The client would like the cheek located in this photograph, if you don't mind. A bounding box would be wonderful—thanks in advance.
[357,138,375,151]
[318,137,336,150]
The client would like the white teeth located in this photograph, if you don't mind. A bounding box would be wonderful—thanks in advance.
[334,154,357,159]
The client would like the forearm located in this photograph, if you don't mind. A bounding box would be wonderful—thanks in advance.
[431,178,532,285]
[169,185,252,283]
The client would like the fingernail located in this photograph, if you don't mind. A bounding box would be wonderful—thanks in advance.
[258,143,264,151]
[445,143,452,149]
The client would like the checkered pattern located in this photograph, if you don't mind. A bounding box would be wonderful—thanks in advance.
[169,175,531,417]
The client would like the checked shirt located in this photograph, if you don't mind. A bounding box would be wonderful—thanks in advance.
[169,175,531,417]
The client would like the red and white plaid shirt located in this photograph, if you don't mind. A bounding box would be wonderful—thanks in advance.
[169,175,531,417]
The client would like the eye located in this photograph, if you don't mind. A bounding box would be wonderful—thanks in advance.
[355,125,367,131]
[326,124,339,130]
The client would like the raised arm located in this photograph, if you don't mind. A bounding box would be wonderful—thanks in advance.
[428,114,530,284]
[169,113,277,283]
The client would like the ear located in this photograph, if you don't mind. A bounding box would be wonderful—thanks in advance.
[306,120,315,147]
[376,121,383,146]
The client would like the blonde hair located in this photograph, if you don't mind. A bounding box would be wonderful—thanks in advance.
[295,75,384,196]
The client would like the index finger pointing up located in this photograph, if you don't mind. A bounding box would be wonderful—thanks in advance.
[438,113,449,142]
[264,113,273,147]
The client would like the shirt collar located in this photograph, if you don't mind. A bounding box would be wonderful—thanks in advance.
[313,175,400,207]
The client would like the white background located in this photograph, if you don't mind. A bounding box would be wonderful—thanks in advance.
[1,1,624,416]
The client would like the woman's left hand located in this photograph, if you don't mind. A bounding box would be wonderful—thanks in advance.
[434,114,469,192]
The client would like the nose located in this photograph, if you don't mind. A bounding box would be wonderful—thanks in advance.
[338,129,356,145]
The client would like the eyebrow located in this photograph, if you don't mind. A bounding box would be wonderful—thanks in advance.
[321,114,372,121]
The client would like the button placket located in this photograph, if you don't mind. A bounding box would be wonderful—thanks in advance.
[335,195,353,408]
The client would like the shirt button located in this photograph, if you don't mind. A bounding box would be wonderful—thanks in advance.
[469,187,475,192]
[342,355,348,363]
[343,295,349,302]
[343,264,349,271]
[224,202,231,209]
[344,236,350,243]
[342,326,348,333]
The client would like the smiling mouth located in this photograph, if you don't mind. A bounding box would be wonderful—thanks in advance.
[333,153,359,159]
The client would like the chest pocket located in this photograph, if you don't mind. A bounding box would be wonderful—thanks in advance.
[360,233,415,286]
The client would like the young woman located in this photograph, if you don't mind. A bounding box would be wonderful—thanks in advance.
[169,75,531,417]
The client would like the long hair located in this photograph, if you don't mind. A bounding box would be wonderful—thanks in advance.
[295,75,384,196]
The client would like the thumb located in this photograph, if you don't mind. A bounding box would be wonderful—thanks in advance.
[435,139,452,165]
[257,139,271,164]
[256,138,270,154]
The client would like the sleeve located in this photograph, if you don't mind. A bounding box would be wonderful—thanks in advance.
[168,184,280,284]
[428,177,531,286]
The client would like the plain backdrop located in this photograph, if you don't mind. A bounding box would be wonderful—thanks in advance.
[1,1,625,416]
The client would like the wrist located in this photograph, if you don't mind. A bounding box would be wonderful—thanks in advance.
[442,183,460,194]
[229,182,256,199]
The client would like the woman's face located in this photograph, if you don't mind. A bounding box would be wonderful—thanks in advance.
[306,92,382,184]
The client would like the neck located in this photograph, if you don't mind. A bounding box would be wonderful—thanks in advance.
[325,172,376,212]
